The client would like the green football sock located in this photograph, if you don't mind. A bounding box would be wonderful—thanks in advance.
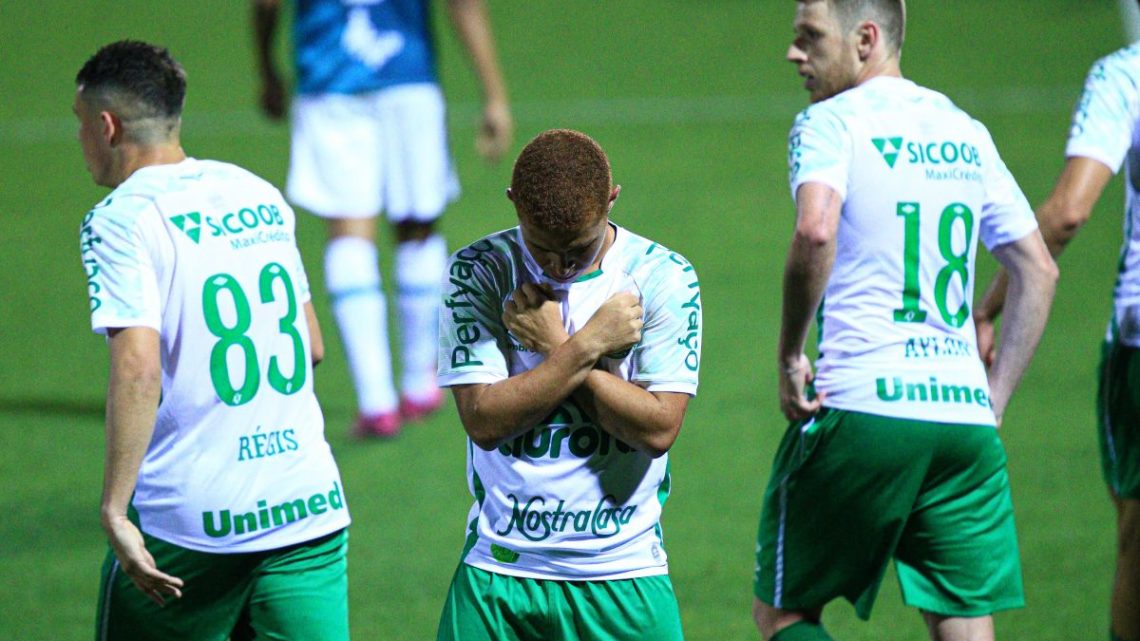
[771,621,835,641]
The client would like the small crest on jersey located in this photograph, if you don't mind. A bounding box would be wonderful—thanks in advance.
[871,137,904,168]
[170,212,202,244]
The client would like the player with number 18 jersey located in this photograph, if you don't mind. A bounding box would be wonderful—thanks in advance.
[791,76,1038,424]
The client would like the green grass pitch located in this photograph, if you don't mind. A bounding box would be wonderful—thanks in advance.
[0,1,1127,639]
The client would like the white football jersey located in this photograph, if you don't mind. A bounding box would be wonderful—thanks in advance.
[1064,43,1140,345]
[80,158,349,553]
[789,77,1038,425]
[438,224,701,580]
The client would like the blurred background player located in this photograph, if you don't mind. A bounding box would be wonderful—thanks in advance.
[753,2,1057,641]
[975,24,1140,641]
[252,0,513,437]
[435,130,702,641]
[77,40,350,640]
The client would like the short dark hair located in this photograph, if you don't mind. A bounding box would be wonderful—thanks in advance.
[510,129,612,232]
[817,0,906,54]
[76,40,186,141]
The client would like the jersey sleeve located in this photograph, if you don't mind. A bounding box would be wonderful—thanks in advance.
[438,248,510,386]
[975,125,1039,250]
[1066,56,1138,173]
[79,199,163,335]
[788,104,852,202]
[628,252,701,395]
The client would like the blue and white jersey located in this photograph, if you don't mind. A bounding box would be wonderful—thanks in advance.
[788,77,1038,426]
[294,0,436,95]
[1065,43,1140,345]
[438,224,702,580]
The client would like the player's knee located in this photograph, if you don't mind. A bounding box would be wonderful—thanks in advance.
[1119,499,1140,556]
[753,599,817,641]
[395,220,434,243]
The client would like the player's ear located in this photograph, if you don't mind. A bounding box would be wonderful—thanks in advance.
[101,111,122,146]
[607,185,622,211]
[855,20,878,61]
[506,187,515,202]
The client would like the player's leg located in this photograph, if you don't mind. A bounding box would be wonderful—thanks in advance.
[553,575,685,641]
[95,531,253,641]
[379,83,458,420]
[232,529,349,641]
[287,92,399,436]
[752,599,828,641]
[920,612,994,641]
[435,564,538,641]
[753,409,927,639]
[393,219,447,419]
[1111,497,1140,641]
[1099,341,1140,641]
[893,423,1022,641]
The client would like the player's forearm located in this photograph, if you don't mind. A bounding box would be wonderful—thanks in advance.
[446,0,509,107]
[457,336,602,450]
[101,329,162,530]
[975,269,1009,324]
[987,235,1058,419]
[572,373,685,458]
[778,235,834,367]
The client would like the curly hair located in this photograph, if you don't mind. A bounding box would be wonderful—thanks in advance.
[76,40,186,143]
[510,129,612,231]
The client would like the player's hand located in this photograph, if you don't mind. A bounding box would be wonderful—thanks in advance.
[103,515,184,606]
[779,355,825,422]
[579,292,643,360]
[259,71,287,121]
[503,283,567,355]
[975,315,997,369]
[476,100,513,163]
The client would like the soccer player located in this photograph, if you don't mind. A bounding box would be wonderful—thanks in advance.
[76,41,350,640]
[252,0,514,438]
[975,35,1140,641]
[752,2,1058,641]
[434,129,702,641]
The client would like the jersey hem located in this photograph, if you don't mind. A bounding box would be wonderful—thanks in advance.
[461,558,669,582]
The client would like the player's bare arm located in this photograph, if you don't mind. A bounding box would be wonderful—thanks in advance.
[304,301,324,366]
[454,288,640,450]
[975,156,1112,365]
[102,326,184,606]
[446,0,512,162]
[778,181,841,422]
[503,283,685,457]
[984,231,1058,423]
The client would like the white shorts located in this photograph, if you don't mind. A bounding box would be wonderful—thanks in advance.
[286,83,460,221]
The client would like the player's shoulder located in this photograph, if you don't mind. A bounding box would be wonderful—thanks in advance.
[450,227,516,262]
[448,227,521,284]
[612,225,697,283]
[1087,42,1140,89]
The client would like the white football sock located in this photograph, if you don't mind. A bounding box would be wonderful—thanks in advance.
[324,236,397,415]
[395,234,447,400]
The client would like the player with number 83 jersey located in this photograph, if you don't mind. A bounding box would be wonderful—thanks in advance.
[82,157,350,553]
[790,77,1039,426]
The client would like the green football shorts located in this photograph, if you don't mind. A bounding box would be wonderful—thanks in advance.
[1097,340,1140,499]
[753,408,1024,619]
[436,563,685,641]
[95,528,348,641]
